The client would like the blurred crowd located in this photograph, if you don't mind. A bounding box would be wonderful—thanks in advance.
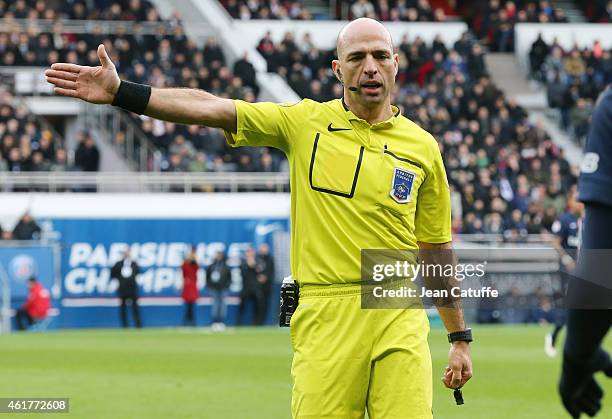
[0,88,101,184]
[0,0,162,21]
[464,0,568,52]
[223,0,575,53]
[0,91,70,174]
[222,0,454,21]
[345,0,451,21]
[529,36,612,143]
[0,0,272,174]
[392,33,577,237]
[222,0,312,20]
[257,31,340,100]
[479,284,565,324]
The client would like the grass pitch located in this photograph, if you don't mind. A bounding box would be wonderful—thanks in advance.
[1,325,611,418]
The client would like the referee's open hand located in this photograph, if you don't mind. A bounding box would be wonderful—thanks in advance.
[45,44,121,105]
[443,341,473,389]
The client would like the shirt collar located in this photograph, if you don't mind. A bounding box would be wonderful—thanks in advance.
[340,98,401,128]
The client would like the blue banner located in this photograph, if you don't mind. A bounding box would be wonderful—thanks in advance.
[44,218,289,328]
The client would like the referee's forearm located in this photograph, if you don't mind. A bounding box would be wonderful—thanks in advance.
[144,87,237,131]
[418,241,467,333]
[437,307,467,334]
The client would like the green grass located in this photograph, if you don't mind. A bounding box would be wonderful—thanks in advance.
[1,325,611,418]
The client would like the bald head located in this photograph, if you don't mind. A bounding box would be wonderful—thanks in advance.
[336,18,393,59]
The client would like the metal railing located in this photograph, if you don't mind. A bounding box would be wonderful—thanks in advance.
[0,171,290,193]
[80,102,162,172]
[454,233,555,245]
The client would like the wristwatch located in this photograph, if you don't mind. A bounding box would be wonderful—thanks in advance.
[448,328,473,343]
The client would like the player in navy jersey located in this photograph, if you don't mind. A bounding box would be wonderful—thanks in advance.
[559,87,612,418]
[545,189,583,357]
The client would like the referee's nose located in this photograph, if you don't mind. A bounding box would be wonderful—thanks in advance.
[363,54,379,78]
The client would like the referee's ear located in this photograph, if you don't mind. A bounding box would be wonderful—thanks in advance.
[393,53,399,78]
[331,60,342,83]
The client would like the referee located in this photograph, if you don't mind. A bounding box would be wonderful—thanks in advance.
[45,18,473,418]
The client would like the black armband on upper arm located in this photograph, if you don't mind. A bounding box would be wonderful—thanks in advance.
[111,80,152,115]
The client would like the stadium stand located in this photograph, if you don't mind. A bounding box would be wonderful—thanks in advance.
[461,0,569,52]
[221,0,458,20]
[0,0,162,21]
[221,0,312,20]
[529,38,611,142]
[0,0,277,174]
[342,0,454,21]
[222,0,573,53]
[575,0,611,22]
[0,90,70,174]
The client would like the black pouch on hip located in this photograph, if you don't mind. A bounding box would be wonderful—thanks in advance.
[279,276,299,327]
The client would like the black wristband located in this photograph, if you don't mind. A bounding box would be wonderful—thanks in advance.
[111,80,151,115]
[448,328,473,343]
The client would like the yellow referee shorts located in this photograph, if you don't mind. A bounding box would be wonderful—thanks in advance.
[290,282,433,419]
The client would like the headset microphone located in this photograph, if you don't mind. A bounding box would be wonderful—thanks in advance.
[337,69,359,92]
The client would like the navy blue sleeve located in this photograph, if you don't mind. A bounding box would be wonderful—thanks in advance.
[579,88,612,208]
[581,204,612,249]
[571,204,612,308]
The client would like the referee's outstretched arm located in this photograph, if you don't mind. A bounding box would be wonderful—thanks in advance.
[45,44,237,132]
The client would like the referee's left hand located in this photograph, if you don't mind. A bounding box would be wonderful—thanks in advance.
[443,341,473,389]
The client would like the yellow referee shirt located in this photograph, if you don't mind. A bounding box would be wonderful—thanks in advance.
[225,98,451,285]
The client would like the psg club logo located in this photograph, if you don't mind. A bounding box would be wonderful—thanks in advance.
[390,167,415,204]
[9,254,37,282]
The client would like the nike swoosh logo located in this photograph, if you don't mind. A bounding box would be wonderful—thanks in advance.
[255,223,282,236]
[327,123,351,132]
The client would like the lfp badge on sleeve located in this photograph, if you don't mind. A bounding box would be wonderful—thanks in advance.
[390,167,416,204]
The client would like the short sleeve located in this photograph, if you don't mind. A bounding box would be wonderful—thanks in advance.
[415,141,452,243]
[224,100,306,153]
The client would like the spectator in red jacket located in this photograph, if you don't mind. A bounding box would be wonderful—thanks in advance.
[15,277,50,330]
[181,247,199,326]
